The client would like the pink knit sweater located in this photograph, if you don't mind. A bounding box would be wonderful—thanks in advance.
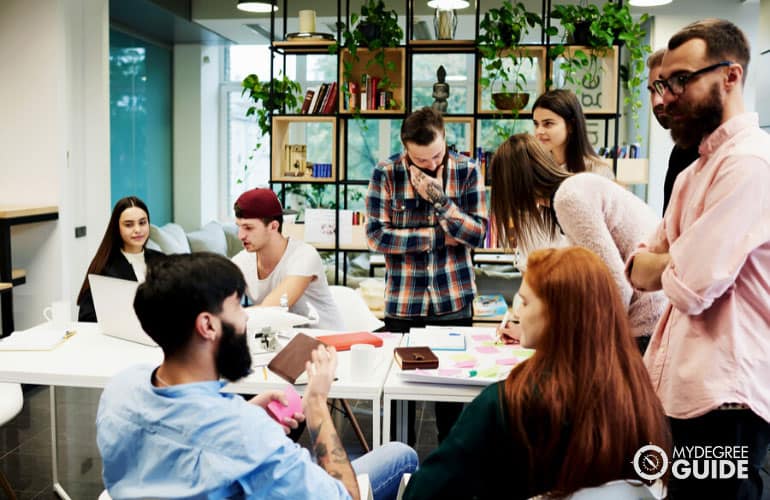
[553,173,666,337]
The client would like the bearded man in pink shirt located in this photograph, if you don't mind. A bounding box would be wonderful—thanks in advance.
[628,19,770,499]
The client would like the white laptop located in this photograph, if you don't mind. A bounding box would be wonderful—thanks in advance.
[88,274,157,346]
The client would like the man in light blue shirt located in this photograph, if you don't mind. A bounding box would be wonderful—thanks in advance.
[96,252,416,499]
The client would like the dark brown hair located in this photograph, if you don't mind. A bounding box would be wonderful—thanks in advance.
[647,48,665,69]
[504,247,671,496]
[489,133,570,250]
[77,196,150,304]
[532,89,600,174]
[668,18,750,83]
[400,106,444,146]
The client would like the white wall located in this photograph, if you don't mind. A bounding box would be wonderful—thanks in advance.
[637,4,763,214]
[173,44,221,231]
[0,0,110,330]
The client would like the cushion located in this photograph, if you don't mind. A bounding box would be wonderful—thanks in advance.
[221,222,243,258]
[148,223,191,254]
[187,221,228,256]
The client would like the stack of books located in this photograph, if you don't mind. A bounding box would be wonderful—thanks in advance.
[299,82,338,114]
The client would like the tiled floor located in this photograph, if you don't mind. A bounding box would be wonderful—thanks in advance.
[2,386,769,499]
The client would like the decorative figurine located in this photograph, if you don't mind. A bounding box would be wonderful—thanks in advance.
[432,65,450,114]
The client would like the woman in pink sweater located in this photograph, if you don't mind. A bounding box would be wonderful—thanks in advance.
[491,134,665,353]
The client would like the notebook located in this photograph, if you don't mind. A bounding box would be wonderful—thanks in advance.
[89,274,157,346]
[316,332,383,351]
[406,329,466,351]
[267,333,323,384]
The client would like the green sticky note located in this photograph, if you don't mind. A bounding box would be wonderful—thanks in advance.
[478,367,499,379]
[449,353,476,362]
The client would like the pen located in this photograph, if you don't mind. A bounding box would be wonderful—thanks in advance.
[496,311,510,344]
[262,366,268,381]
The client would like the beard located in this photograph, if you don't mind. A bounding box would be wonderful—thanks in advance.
[215,320,252,382]
[405,150,448,178]
[666,83,723,149]
[653,104,671,130]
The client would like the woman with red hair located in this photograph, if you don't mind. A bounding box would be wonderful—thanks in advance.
[403,247,671,499]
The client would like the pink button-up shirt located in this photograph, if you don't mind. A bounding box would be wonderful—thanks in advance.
[629,113,770,421]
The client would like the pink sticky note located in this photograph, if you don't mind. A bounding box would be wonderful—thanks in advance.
[266,385,303,424]
[454,361,477,369]
[496,357,519,366]
[437,368,462,377]
[472,334,492,342]
[475,346,499,354]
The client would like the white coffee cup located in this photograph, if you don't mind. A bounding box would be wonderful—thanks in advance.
[350,344,376,380]
[43,300,72,330]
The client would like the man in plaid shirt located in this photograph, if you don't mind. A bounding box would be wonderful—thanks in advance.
[366,107,488,443]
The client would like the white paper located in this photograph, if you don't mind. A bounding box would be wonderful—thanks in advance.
[0,325,72,351]
[304,208,336,243]
[407,329,467,351]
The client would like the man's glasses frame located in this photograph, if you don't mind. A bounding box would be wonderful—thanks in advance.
[652,61,734,97]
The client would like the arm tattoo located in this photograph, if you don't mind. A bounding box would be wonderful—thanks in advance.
[426,183,447,206]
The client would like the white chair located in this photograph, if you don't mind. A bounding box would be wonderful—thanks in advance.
[0,383,23,500]
[328,285,385,332]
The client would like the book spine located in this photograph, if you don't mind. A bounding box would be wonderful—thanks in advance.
[300,89,314,114]
[312,83,328,114]
[321,82,338,114]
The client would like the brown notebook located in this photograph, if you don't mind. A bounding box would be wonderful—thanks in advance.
[393,346,439,370]
[268,333,322,384]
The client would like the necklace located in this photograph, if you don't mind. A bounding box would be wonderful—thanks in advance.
[155,370,171,387]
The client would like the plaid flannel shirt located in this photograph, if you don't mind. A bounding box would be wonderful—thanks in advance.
[366,151,488,318]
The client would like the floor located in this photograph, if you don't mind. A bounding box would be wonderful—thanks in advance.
[1,386,769,499]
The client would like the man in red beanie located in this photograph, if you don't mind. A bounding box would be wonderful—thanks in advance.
[231,188,343,330]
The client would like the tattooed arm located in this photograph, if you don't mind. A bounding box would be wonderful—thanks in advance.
[303,345,360,500]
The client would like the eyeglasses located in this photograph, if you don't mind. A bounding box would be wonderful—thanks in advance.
[652,61,733,97]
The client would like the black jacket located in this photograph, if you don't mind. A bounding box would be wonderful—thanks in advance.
[77,248,164,322]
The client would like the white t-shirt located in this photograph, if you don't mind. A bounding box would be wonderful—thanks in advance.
[121,249,147,282]
[231,238,344,330]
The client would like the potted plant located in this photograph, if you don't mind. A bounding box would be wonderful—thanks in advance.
[331,0,403,112]
[477,1,543,114]
[549,1,650,124]
[239,73,302,182]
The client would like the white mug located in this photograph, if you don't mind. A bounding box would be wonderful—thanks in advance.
[349,343,376,380]
[43,300,72,330]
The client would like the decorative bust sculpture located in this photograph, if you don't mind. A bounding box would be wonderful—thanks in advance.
[432,65,450,114]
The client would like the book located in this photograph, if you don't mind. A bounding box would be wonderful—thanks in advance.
[316,331,383,351]
[406,329,466,351]
[300,89,315,114]
[267,332,322,384]
[306,87,320,115]
[393,346,439,370]
[312,83,328,114]
[320,82,338,114]
[473,294,509,317]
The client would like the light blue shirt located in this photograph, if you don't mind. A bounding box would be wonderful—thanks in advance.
[96,364,350,499]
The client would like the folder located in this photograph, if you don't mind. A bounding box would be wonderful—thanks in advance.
[316,332,383,351]
[267,333,322,384]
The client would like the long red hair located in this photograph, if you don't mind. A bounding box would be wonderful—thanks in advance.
[504,247,670,496]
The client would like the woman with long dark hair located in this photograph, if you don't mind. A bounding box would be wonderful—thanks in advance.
[403,247,671,499]
[77,196,162,322]
[532,89,614,179]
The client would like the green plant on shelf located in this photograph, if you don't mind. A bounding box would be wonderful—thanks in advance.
[548,1,650,127]
[330,0,403,114]
[240,72,302,182]
[477,0,543,116]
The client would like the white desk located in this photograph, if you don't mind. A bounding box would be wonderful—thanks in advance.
[0,323,399,498]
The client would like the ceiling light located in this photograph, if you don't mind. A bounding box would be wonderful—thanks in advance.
[427,0,470,9]
[629,0,672,6]
[237,0,278,13]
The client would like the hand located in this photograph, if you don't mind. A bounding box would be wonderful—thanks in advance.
[409,165,447,206]
[496,320,521,345]
[445,233,460,246]
[303,345,338,403]
[630,251,671,291]
[249,390,307,434]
